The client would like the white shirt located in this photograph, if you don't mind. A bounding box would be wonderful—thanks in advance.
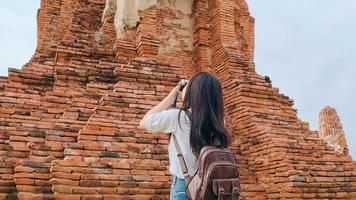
[143,107,198,179]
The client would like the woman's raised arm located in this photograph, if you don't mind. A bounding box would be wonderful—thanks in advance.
[138,84,180,130]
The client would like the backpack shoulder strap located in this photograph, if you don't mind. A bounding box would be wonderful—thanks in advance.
[172,134,191,184]
[171,108,192,184]
[184,108,192,121]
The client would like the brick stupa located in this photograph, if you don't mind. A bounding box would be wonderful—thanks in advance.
[0,0,355,199]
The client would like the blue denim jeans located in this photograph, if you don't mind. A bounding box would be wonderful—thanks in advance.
[170,175,188,200]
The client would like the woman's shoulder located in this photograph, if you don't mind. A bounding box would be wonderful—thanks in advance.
[165,108,189,133]
[167,108,190,123]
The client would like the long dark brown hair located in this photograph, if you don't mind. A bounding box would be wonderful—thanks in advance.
[177,71,231,157]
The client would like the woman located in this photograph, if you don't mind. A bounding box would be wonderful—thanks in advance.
[138,71,231,200]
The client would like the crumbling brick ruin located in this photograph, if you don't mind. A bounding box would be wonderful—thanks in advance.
[0,0,355,199]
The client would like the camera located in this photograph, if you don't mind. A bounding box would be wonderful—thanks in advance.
[171,79,189,108]
[178,79,189,92]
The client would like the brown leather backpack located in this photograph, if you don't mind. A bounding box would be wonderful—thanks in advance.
[172,109,240,200]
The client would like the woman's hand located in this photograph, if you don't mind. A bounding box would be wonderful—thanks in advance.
[168,84,180,98]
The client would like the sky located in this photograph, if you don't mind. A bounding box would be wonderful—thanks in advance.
[247,0,356,159]
[0,1,355,159]
[0,1,39,75]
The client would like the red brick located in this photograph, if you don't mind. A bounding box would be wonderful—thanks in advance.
[0,0,355,199]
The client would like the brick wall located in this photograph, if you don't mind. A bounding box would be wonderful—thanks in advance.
[319,106,349,156]
[0,0,355,199]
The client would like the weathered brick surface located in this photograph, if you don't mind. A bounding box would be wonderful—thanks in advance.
[0,0,355,199]
[319,106,349,156]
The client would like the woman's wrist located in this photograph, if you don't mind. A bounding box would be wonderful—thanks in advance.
[166,93,178,107]
[169,85,180,97]
[169,85,181,102]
